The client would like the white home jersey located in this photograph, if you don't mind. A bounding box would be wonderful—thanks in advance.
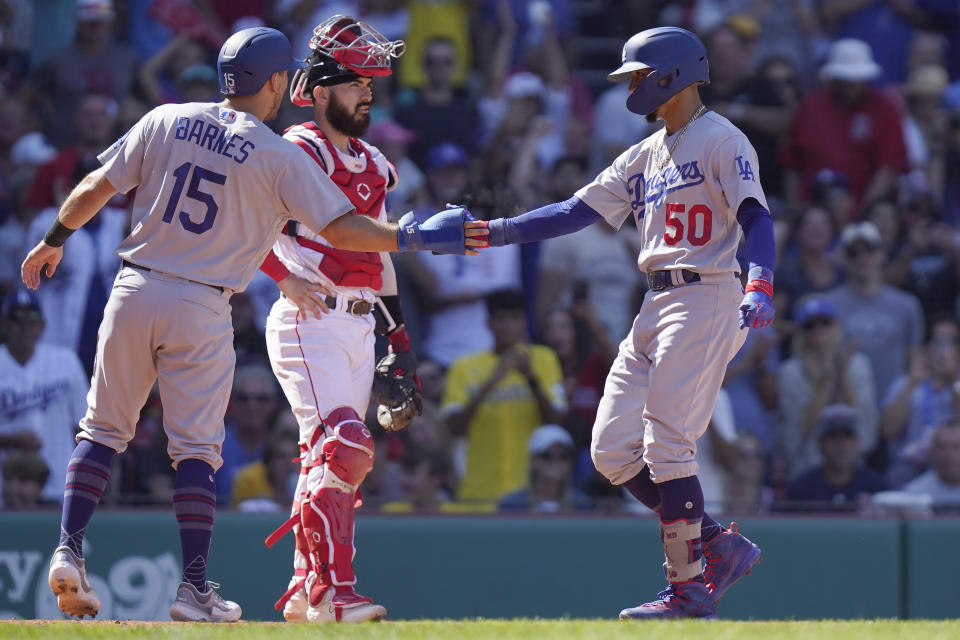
[99,103,354,291]
[574,110,767,275]
[270,123,397,295]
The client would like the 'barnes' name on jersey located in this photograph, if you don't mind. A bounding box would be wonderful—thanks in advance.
[174,116,255,164]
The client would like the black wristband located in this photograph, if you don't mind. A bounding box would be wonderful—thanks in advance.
[42,219,76,248]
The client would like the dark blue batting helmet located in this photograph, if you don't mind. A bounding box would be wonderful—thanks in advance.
[217,27,307,96]
[608,27,709,116]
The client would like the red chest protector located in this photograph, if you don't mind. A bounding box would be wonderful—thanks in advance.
[288,122,386,290]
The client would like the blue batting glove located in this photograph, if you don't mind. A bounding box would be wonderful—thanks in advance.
[397,208,470,254]
[738,290,775,329]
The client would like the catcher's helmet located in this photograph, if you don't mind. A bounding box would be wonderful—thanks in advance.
[217,27,307,96]
[608,27,709,116]
[289,15,405,106]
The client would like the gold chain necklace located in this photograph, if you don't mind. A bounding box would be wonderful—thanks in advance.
[655,104,706,170]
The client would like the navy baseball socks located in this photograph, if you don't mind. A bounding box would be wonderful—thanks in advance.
[619,472,761,619]
[170,459,241,622]
[49,439,115,618]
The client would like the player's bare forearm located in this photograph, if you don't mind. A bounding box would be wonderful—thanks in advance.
[322,214,400,251]
[58,167,120,230]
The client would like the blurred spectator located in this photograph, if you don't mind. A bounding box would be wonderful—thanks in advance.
[880,317,960,488]
[216,363,279,504]
[498,424,592,513]
[478,0,578,70]
[900,65,949,200]
[394,35,478,168]
[697,388,740,514]
[864,198,908,273]
[110,384,174,505]
[32,0,139,147]
[883,197,960,326]
[819,0,947,85]
[781,39,908,212]
[0,0,32,92]
[776,296,877,480]
[27,92,118,213]
[538,304,613,448]
[366,119,425,213]
[701,16,798,202]
[901,423,960,513]
[811,168,855,231]
[776,204,842,319]
[535,156,639,344]
[380,447,458,513]
[231,290,269,365]
[785,404,887,512]
[396,1,471,92]
[824,221,925,403]
[397,142,521,366]
[719,432,773,515]
[0,168,37,295]
[722,327,779,454]
[443,289,566,504]
[1,450,51,510]
[0,95,29,210]
[176,64,221,103]
[0,289,88,504]
[137,33,211,105]
[231,414,299,512]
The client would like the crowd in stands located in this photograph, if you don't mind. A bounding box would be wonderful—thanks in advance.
[4,0,960,517]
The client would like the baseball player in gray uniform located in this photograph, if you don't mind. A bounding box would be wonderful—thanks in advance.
[474,27,775,619]
[21,27,485,623]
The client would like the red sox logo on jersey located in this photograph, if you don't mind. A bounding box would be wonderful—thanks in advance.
[629,160,705,215]
[356,183,372,202]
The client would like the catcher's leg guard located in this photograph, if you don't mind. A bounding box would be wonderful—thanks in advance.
[300,408,384,622]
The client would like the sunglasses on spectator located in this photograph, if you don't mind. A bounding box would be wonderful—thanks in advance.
[234,393,272,404]
[425,56,454,66]
[803,317,833,330]
[535,450,573,462]
[845,243,877,258]
[7,310,43,325]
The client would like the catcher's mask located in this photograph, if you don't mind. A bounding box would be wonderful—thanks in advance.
[290,15,405,107]
[608,26,709,116]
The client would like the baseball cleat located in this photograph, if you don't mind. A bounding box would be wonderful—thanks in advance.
[702,522,762,603]
[306,585,386,623]
[169,581,242,622]
[619,580,717,620]
[48,546,100,619]
[282,580,308,622]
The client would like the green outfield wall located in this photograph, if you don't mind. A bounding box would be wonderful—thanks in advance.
[0,512,956,620]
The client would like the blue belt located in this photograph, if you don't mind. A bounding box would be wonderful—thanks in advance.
[646,269,701,291]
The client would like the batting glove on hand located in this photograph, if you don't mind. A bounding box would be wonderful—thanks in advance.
[738,290,775,329]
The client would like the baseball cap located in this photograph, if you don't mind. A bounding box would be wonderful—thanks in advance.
[794,296,835,327]
[819,39,881,83]
[503,71,546,100]
[839,221,883,251]
[367,119,416,145]
[817,404,858,440]
[77,0,114,22]
[528,424,574,455]
[1,289,43,322]
[179,64,218,86]
[426,141,468,170]
[10,132,57,166]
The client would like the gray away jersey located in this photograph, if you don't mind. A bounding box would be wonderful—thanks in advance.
[575,110,767,275]
[98,102,355,291]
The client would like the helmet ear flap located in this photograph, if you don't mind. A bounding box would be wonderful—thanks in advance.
[289,68,313,107]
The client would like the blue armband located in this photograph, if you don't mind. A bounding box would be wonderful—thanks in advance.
[487,196,603,246]
[737,198,775,282]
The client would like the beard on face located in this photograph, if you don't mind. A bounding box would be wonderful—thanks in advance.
[646,112,658,123]
[327,89,371,137]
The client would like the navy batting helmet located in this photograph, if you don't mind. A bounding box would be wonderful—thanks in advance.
[217,27,307,96]
[289,15,405,106]
[608,27,709,116]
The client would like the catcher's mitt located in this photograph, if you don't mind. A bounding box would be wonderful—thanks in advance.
[372,352,422,431]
